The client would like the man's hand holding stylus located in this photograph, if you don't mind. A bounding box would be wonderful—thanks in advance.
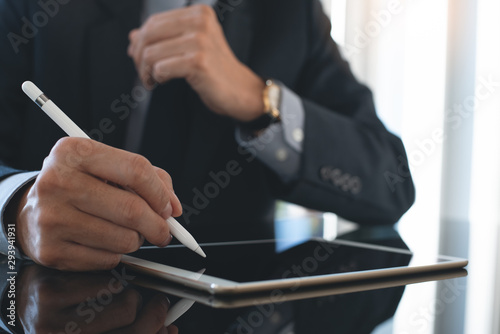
[14,137,182,271]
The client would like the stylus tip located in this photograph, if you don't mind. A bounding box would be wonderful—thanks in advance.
[195,246,207,258]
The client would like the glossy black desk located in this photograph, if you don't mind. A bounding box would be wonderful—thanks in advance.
[0,226,467,334]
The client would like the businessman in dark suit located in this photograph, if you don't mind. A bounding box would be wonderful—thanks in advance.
[0,0,415,271]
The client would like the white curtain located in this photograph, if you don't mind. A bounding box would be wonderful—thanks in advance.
[321,0,500,333]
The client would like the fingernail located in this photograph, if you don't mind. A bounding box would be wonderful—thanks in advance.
[159,327,169,334]
[161,296,170,312]
[169,190,181,215]
[129,29,138,41]
[161,202,173,219]
[137,293,144,311]
[170,189,180,204]
[160,234,173,248]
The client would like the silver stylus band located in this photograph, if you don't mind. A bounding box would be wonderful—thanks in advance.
[35,94,49,108]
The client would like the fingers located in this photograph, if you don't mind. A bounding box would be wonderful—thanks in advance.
[153,53,205,85]
[166,325,179,334]
[68,172,172,247]
[138,34,199,85]
[106,294,171,334]
[85,289,142,333]
[19,268,129,311]
[61,245,121,272]
[52,138,175,220]
[45,138,177,246]
[85,153,171,218]
[61,209,144,254]
[129,5,213,58]
[33,242,123,272]
[155,167,182,217]
[128,10,191,87]
[128,9,191,58]
[129,4,217,87]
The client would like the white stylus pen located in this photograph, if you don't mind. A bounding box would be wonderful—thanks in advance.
[163,268,206,327]
[22,81,206,258]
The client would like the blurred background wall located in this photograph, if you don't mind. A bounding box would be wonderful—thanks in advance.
[281,0,500,333]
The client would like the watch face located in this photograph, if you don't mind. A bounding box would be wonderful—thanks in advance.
[268,84,281,108]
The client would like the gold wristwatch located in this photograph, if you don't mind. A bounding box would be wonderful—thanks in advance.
[263,79,281,121]
[241,79,282,133]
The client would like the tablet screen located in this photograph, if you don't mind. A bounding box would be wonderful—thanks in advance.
[131,239,414,284]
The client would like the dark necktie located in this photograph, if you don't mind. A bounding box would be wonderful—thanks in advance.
[139,79,193,184]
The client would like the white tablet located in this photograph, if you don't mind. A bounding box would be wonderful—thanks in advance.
[133,268,468,308]
[122,238,468,295]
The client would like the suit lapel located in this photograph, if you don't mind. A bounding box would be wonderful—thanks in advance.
[87,0,142,148]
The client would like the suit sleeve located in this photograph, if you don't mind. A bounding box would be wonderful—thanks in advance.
[265,0,415,225]
[0,0,33,177]
[0,0,35,256]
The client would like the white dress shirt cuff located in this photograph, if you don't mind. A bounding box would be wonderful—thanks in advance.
[236,85,305,183]
[0,172,39,258]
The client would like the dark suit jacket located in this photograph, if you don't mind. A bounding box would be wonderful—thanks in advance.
[0,0,415,243]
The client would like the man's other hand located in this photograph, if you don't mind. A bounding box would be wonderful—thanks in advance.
[128,4,265,122]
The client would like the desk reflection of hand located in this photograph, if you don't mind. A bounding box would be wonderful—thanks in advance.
[17,265,178,334]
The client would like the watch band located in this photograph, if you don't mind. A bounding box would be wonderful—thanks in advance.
[239,79,282,134]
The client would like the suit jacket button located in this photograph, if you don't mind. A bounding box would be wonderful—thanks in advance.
[320,166,331,181]
[292,128,304,143]
[276,148,288,161]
